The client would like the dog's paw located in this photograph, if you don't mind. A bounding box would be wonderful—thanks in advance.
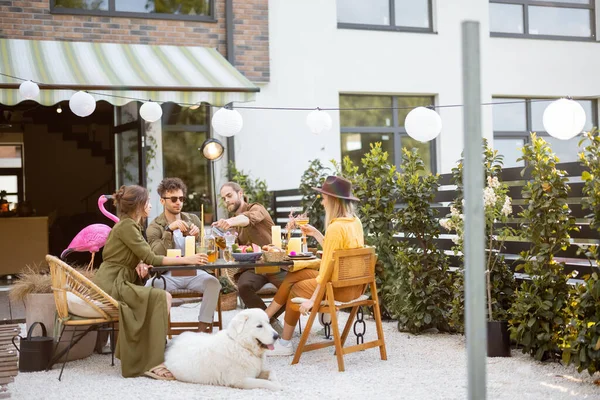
[267,370,278,382]
[268,381,283,391]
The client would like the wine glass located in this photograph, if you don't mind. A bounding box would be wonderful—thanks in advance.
[295,217,310,254]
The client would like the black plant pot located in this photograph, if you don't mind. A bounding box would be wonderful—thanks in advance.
[487,320,511,357]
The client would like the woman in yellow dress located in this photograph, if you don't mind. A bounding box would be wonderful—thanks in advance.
[264,176,364,356]
[94,185,207,379]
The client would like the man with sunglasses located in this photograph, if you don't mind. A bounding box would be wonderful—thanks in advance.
[146,177,221,334]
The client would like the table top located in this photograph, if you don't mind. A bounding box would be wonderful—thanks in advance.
[149,259,293,273]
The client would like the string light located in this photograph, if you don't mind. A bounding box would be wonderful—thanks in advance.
[1,71,597,141]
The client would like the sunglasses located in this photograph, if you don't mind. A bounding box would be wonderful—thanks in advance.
[162,196,185,203]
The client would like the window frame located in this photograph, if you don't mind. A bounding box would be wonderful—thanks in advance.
[490,0,596,41]
[50,0,216,22]
[0,143,25,206]
[339,94,438,173]
[492,97,598,165]
[337,0,435,34]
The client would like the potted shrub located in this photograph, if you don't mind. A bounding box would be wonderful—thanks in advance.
[9,262,98,361]
[218,276,238,311]
[508,133,576,361]
[387,147,453,333]
[441,142,516,355]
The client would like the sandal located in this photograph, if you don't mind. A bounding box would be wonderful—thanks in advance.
[144,364,175,381]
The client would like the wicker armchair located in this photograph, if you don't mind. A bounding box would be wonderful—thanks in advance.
[46,255,119,381]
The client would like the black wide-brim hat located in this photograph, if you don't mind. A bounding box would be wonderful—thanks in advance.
[312,175,359,202]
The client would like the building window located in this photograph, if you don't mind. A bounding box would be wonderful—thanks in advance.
[161,103,215,216]
[490,1,595,39]
[0,145,24,211]
[492,97,597,167]
[51,0,214,21]
[339,94,436,173]
[337,0,433,32]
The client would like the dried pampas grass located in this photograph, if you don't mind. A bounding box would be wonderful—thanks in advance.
[9,261,96,302]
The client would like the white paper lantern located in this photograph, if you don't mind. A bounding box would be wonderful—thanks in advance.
[211,107,243,137]
[405,107,443,142]
[306,109,333,135]
[19,80,39,100]
[140,101,163,122]
[542,98,586,140]
[69,91,96,117]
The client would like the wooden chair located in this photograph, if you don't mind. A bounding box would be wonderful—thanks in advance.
[46,255,119,381]
[289,247,387,372]
[148,271,223,338]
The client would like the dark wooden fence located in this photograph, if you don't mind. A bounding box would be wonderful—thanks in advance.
[272,161,599,280]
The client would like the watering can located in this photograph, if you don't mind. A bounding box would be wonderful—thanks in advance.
[12,322,54,372]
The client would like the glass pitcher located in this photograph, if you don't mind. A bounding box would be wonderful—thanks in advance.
[204,229,217,264]
[223,232,237,263]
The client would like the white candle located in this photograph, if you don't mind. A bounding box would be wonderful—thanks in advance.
[271,225,282,249]
[185,236,195,257]
[287,237,301,255]
[166,249,181,258]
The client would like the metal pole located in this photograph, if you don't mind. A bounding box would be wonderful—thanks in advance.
[462,21,486,400]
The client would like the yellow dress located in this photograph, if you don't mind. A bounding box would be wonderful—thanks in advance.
[94,217,166,378]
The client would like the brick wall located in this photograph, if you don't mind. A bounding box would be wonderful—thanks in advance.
[0,0,269,82]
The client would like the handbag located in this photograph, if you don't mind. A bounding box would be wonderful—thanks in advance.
[12,322,54,372]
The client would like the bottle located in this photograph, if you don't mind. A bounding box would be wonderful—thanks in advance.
[204,229,217,263]
[223,232,236,263]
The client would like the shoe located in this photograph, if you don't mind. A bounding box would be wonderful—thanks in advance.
[270,319,284,336]
[266,340,293,356]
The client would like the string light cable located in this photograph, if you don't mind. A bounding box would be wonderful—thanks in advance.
[0,71,595,141]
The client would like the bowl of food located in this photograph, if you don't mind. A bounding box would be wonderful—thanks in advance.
[232,251,263,262]
[232,244,263,262]
[262,244,286,262]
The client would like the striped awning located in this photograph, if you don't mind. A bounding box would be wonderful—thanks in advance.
[0,38,259,107]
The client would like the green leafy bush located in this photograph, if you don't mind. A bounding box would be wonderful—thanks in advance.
[385,148,452,333]
[444,141,516,332]
[562,128,600,374]
[349,143,400,318]
[228,162,273,217]
[509,133,577,361]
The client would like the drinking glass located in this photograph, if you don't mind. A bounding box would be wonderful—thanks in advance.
[295,217,310,253]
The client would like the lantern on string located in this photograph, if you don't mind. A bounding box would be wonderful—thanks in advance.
[69,91,96,117]
[140,101,163,123]
[306,108,332,135]
[19,80,39,100]
[211,105,243,137]
[404,106,443,142]
[542,98,586,140]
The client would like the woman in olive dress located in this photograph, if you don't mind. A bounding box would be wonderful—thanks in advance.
[94,185,207,380]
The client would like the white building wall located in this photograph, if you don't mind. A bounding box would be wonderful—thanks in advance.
[234,0,599,190]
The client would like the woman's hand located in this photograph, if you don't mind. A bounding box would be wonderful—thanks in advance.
[136,262,151,279]
[299,299,314,315]
[184,253,208,265]
[300,224,319,238]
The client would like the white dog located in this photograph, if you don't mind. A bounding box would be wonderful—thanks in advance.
[164,308,282,391]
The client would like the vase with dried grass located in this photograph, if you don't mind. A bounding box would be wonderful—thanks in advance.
[9,261,98,362]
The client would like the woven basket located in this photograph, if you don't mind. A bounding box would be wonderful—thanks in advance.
[220,291,238,311]
[262,251,286,262]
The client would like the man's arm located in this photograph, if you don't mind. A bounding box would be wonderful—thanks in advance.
[213,214,250,230]
[146,222,172,256]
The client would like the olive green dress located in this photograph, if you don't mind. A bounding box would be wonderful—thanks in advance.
[94,217,166,378]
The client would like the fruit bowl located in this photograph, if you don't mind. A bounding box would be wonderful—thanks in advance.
[232,252,263,262]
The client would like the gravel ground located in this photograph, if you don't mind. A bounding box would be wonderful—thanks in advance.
[8,302,600,400]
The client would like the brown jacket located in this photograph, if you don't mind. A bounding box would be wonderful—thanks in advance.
[235,202,274,247]
[146,211,202,256]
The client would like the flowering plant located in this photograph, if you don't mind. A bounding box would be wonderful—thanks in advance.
[441,143,516,324]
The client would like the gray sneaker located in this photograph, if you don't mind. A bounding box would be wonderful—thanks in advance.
[270,319,284,336]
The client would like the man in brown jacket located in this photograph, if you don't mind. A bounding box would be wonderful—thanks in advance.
[213,182,286,332]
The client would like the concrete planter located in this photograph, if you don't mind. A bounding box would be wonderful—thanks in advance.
[25,293,97,362]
